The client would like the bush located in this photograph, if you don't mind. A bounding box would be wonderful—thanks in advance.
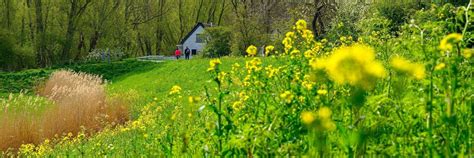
[202,27,232,58]
[83,48,128,63]
[0,29,36,71]
[372,0,429,33]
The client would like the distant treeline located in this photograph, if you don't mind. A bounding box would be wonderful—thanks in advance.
[0,0,467,71]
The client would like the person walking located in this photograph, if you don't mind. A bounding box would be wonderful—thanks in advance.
[184,47,191,60]
[175,48,182,60]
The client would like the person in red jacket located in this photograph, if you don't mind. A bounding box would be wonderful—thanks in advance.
[175,48,182,60]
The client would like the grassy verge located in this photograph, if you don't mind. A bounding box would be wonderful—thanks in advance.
[0,59,157,95]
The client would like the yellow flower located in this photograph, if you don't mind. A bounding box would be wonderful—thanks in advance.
[309,58,327,70]
[321,119,336,131]
[280,91,294,103]
[302,30,314,41]
[169,85,182,95]
[317,89,328,95]
[323,44,387,89]
[321,38,328,43]
[391,56,425,80]
[286,32,295,38]
[218,72,227,82]
[265,45,275,56]
[290,49,301,58]
[282,37,293,52]
[434,63,446,71]
[317,107,332,119]
[340,36,347,42]
[232,101,244,111]
[301,111,315,125]
[463,49,473,58]
[188,96,201,104]
[304,50,315,59]
[246,45,258,56]
[296,19,307,31]
[302,81,314,90]
[207,59,222,72]
[245,58,262,73]
[439,33,462,52]
[265,65,280,78]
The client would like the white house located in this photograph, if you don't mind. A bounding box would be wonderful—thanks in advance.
[177,23,212,56]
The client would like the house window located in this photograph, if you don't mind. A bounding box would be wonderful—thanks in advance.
[196,34,204,43]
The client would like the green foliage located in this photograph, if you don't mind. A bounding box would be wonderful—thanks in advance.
[0,29,35,71]
[372,0,428,33]
[203,27,232,57]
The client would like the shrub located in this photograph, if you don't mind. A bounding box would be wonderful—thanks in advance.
[203,27,232,58]
[83,48,127,63]
[372,0,428,33]
[0,29,36,72]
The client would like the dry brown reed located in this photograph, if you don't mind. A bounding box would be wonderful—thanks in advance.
[0,70,130,151]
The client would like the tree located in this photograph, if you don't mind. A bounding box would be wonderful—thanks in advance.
[61,0,92,63]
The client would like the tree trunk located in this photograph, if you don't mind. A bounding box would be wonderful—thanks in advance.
[89,30,100,52]
[61,0,79,63]
[34,0,49,67]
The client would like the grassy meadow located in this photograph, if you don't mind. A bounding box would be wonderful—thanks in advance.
[0,2,473,157]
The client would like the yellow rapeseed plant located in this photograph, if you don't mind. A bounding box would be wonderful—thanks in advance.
[246,45,258,56]
[265,45,275,56]
[207,58,222,72]
[312,44,387,89]
[296,19,307,31]
[391,56,426,80]
[169,85,182,95]
[439,33,462,52]
[280,91,294,103]
[301,111,315,125]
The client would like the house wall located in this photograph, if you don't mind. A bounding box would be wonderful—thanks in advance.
[182,26,206,55]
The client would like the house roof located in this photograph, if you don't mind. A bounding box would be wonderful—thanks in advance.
[179,22,210,44]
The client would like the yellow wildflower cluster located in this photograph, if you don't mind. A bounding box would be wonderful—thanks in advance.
[311,44,387,89]
[280,91,294,103]
[231,91,250,111]
[218,72,228,83]
[232,101,244,111]
[439,33,462,52]
[434,63,446,71]
[296,20,307,31]
[463,49,472,58]
[169,85,182,95]
[265,45,275,56]
[265,65,280,78]
[317,89,328,95]
[301,107,336,131]
[301,111,315,124]
[390,56,426,80]
[207,58,222,72]
[246,45,258,56]
[245,58,263,73]
[282,33,294,53]
[302,75,315,90]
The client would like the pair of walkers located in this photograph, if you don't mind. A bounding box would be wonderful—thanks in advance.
[175,47,191,60]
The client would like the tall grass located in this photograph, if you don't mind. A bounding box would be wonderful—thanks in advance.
[0,70,130,151]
